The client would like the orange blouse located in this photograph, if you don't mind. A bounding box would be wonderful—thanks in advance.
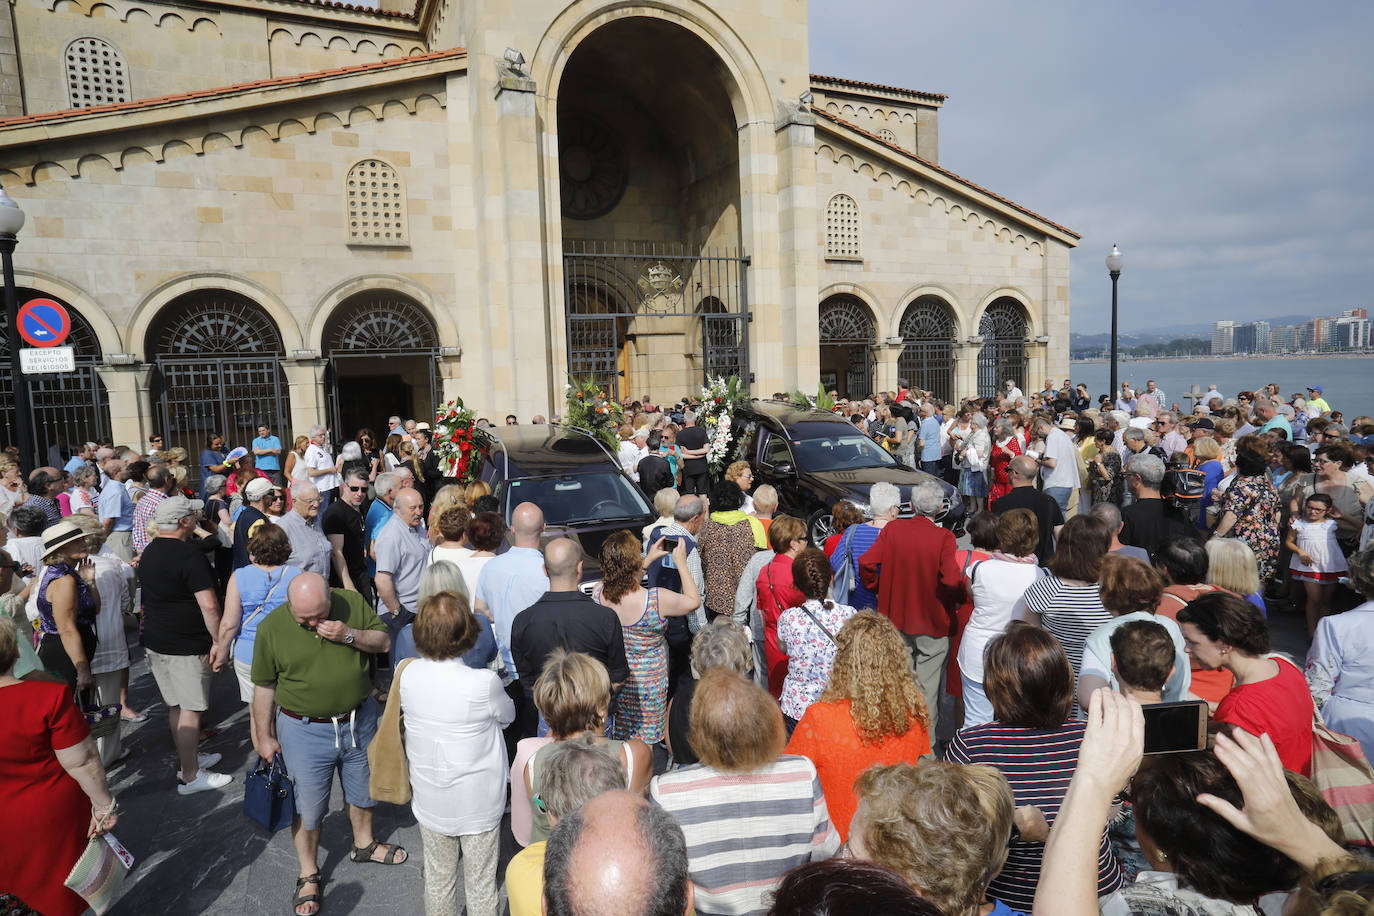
[784,698,932,840]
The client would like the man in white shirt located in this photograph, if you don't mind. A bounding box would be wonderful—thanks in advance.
[1032,417,1081,514]
[1203,384,1224,408]
[1155,412,1188,460]
[302,425,342,530]
[1003,379,1024,403]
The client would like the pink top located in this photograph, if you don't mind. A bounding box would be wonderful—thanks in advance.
[509,735,554,847]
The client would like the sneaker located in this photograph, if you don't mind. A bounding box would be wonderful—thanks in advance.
[177,770,232,795]
[173,752,222,774]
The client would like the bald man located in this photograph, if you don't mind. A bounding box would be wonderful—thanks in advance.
[990,454,1065,565]
[544,790,693,916]
[473,501,550,746]
[250,572,398,913]
[511,538,629,705]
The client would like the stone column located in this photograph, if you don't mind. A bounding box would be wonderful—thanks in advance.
[873,341,903,394]
[771,103,820,395]
[1026,340,1049,397]
[954,340,983,403]
[96,363,154,449]
[281,357,328,434]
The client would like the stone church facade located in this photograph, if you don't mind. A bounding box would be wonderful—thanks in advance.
[0,0,1076,458]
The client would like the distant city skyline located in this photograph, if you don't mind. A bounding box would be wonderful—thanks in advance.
[808,2,1374,336]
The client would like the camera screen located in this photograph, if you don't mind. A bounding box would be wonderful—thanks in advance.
[1142,701,1208,755]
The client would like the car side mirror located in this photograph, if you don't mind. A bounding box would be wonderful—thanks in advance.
[773,462,795,476]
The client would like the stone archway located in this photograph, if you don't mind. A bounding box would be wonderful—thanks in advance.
[897,295,958,404]
[977,297,1030,398]
[323,291,440,439]
[818,295,877,399]
[556,16,747,403]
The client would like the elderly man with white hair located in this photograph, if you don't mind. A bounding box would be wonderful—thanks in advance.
[272,480,332,576]
[302,424,343,528]
[857,480,963,733]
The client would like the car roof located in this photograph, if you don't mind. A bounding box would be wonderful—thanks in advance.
[736,400,852,428]
[481,425,621,475]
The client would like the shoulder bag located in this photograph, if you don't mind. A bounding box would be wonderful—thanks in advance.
[796,601,838,647]
[227,571,288,665]
[829,527,856,605]
[243,752,296,833]
[368,657,415,805]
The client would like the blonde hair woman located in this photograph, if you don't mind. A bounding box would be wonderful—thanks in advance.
[1205,537,1264,611]
[284,434,310,485]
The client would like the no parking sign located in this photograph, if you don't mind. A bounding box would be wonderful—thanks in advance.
[16,298,71,348]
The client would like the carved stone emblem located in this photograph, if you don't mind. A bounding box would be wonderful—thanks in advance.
[637,261,685,312]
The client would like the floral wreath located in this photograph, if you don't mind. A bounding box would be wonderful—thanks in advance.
[563,376,624,452]
[433,398,487,486]
[699,375,750,474]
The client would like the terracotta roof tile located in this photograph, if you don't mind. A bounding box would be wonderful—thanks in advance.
[0,48,465,130]
[810,73,947,103]
[289,0,416,18]
[813,108,1078,239]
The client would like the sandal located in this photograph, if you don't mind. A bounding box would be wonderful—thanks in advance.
[292,873,324,916]
[350,840,408,865]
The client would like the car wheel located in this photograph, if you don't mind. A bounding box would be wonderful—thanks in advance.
[806,509,834,546]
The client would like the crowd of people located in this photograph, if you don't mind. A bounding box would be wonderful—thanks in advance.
[4,375,1374,916]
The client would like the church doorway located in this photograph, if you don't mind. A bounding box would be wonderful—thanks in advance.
[557,17,747,403]
[818,296,876,400]
[977,298,1029,398]
[324,292,439,439]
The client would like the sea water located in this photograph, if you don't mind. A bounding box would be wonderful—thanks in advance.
[1068,355,1374,420]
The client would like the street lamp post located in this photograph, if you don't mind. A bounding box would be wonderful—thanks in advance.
[0,187,33,476]
[1105,244,1123,405]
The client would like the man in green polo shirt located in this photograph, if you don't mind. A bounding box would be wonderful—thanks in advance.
[250,572,406,916]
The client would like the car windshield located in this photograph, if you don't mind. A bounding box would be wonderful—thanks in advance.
[503,472,652,527]
[787,423,899,472]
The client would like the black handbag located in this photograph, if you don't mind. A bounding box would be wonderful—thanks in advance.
[243,753,295,833]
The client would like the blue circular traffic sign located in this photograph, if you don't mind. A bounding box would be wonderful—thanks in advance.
[16,298,70,348]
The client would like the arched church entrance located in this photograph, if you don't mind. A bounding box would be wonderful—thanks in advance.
[323,292,439,438]
[977,297,1030,398]
[897,296,957,404]
[558,18,749,402]
[817,296,876,399]
[1,290,110,467]
[148,290,289,454]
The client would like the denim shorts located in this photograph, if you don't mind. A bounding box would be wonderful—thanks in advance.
[276,696,379,829]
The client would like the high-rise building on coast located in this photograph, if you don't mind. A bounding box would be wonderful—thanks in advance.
[1211,321,1236,355]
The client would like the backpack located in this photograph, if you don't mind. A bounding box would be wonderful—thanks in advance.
[829,527,856,605]
[1162,467,1207,511]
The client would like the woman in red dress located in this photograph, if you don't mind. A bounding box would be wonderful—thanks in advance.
[0,615,119,916]
[755,515,808,699]
[987,417,1023,510]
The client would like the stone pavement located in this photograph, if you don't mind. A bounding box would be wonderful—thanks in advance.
[106,637,516,915]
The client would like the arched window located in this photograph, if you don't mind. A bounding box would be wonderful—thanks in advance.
[897,296,956,404]
[825,194,861,259]
[325,293,438,353]
[148,291,289,454]
[346,159,408,245]
[64,37,130,108]
[977,298,1029,398]
[877,128,897,145]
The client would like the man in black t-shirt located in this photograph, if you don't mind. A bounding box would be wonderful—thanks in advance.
[511,538,628,703]
[141,495,232,794]
[1120,453,1201,558]
[676,411,710,495]
[322,469,372,604]
[637,431,675,503]
[991,455,1065,566]
[233,477,278,569]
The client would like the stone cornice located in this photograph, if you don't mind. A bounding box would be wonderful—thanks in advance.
[42,0,427,34]
[0,52,465,183]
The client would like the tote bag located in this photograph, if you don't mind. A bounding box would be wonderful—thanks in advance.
[1310,709,1374,847]
[367,657,414,805]
[243,753,296,833]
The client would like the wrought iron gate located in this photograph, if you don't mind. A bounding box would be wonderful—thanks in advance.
[897,296,956,404]
[1,294,110,467]
[563,241,750,401]
[155,358,290,455]
[977,299,1029,398]
[324,292,442,436]
[818,296,876,398]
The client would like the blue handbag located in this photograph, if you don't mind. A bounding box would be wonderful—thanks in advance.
[243,753,295,833]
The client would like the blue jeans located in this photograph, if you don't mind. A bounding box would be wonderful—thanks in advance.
[921,459,943,477]
[276,696,379,829]
[961,672,994,729]
[315,488,333,530]
[1044,486,1072,513]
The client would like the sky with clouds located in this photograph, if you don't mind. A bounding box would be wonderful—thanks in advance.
[808,2,1374,334]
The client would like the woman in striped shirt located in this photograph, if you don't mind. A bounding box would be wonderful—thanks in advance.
[946,624,1124,912]
[1015,514,1113,678]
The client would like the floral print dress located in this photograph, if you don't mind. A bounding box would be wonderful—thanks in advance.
[776,599,858,721]
[1218,473,1282,581]
[597,585,669,743]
